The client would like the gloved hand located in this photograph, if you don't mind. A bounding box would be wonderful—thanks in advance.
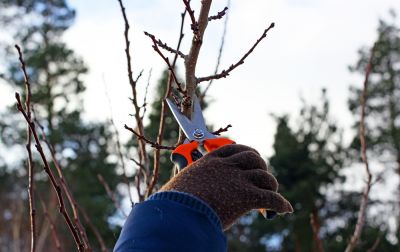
[159,144,293,230]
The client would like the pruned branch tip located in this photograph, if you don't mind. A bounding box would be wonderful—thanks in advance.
[197,22,275,83]
[212,124,232,135]
[208,7,228,21]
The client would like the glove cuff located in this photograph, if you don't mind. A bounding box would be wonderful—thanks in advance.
[149,191,223,231]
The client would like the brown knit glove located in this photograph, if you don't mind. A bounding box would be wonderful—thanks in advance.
[159,144,293,230]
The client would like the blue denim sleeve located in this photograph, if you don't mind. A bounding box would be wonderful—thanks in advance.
[113,191,227,252]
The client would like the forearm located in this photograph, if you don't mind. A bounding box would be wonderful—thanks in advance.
[114,191,227,252]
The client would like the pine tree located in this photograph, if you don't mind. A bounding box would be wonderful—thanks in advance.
[0,1,120,250]
[227,90,345,251]
[348,13,400,245]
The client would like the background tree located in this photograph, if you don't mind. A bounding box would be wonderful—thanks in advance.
[0,1,120,250]
[227,90,398,252]
[348,12,400,244]
[2,0,398,251]
[227,90,345,251]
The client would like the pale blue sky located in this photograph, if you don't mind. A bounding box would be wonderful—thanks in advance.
[62,0,400,156]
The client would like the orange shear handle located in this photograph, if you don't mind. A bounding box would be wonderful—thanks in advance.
[171,138,235,171]
[204,138,235,152]
[171,141,201,170]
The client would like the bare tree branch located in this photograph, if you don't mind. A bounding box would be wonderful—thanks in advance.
[182,0,198,35]
[178,0,213,143]
[366,236,381,252]
[97,174,128,218]
[212,124,232,135]
[39,197,62,252]
[140,69,152,120]
[145,7,188,198]
[39,201,62,252]
[197,22,275,83]
[144,31,186,95]
[310,210,325,252]
[135,69,144,83]
[33,117,91,250]
[143,33,186,59]
[14,44,36,252]
[201,0,230,100]
[345,42,377,252]
[124,124,175,150]
[117,0,150,181]
[15,93,85,252]
[113,122,133,206]
[102,75,134,206]
[78,206,108,252]
[208,6,228,21]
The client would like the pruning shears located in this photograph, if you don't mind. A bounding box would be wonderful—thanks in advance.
[167,94,270,219]
[166,95,235,170]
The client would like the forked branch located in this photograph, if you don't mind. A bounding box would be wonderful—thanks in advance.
[144,31,186,95]
[14,44,36,252]
[15,93,85,252]
[117,0,150,181]
[197,22,275,83]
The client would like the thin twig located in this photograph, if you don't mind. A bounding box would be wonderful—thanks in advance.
[201,0,230,100]
[310,210,325,252]
[366,236,381,252]
[208,6,228,21]
[39,197,62,252]
[117,0,150,181]
[143,33,186,59]
[14,44,36,252]
[144,31,186,95]
[15,93,85,252]
[97,174,127,218]
[34,117,91,250]
[197,22,275,83]
[113,122,134,204]
[145,6,188,198]
[78,205,108,252]
[131,156,146,200]
[345,42,377,252]
[131,157,145,169]
[212,124,232,136]
[141,68,152,120]
[124,124,175,150]
[182,0,198,35]
[135,69,144,83]
[102,75,134,206]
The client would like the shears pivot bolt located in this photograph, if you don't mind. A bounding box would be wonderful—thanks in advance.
[193,129,205,139]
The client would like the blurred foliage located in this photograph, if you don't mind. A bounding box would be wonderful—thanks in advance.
[348,12,400,161]
[227,90,345,251]
[0,0,121,251]
[348,12,400,246]
[226,13,400,252]
[0,1,399,251]
[227,89,397,251]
